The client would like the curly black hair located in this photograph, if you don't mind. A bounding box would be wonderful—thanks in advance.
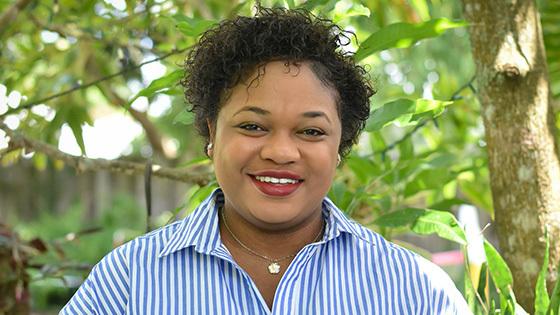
[182,7,374,157]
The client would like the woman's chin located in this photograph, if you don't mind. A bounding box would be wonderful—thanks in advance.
[232,205,312,231]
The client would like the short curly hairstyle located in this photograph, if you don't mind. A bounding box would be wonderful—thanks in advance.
[182,7,374,157]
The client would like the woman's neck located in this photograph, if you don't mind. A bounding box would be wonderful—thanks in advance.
[219,204,325,259]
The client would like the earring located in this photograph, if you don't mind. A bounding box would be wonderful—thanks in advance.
[337,154,341,166]
[207,142,213,156]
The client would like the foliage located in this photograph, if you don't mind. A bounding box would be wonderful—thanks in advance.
[0,224,31,314]
[1,0,559,313]
[354,18,467,62]
[3,194,147,312]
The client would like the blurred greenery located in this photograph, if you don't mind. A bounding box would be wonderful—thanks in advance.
[0,0,559,314]
[13,194,146,311]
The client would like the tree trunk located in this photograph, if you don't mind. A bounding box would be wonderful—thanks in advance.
[461,0,560,311]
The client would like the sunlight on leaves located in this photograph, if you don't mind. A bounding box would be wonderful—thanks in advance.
[374,208,467,245]
[366,98,453,132]
[127,70,183,109]
[355,18,467,62]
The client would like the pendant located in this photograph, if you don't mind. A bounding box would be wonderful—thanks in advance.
[268,262,281,274]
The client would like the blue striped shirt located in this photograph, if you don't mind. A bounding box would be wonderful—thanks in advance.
[61,188,472,314]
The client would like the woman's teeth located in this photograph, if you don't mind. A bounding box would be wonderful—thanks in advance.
[254,176,299,184]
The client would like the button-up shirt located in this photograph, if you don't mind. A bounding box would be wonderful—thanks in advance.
[61,189,471,314]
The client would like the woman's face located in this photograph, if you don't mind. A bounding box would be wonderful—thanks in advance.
[210,61,341,230]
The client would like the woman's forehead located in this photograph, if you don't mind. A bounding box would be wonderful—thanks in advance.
[218,61,339,119]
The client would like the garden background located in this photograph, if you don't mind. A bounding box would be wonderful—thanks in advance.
[1,0,559,314]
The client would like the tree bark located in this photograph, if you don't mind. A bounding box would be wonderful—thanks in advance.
[461,0,560,311]
[0,121,212,186]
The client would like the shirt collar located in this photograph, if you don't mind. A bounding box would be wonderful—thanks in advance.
[159,188,373,258]
[321,197,374,245]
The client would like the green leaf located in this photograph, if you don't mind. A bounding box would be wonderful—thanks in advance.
[65,106,92,156]
[398,153,458,197]
[399,136,414,160]
[410,0,430,20]
[366,98,453,132]
[176,18,216,37]
[186,181,218,214]
[535,229,550,315]
[333,2,370,23]
[300,0,331,10]
[367,99,415,132]
[428,198,467,211]
[374,207,425,227]
[477,262,489,306]
[285,0,296,9]
[173,110,194,125]
[403,170,450,197]
[355,18,467,62]
[548,259,560,314]
[484,240,515,299]
[414,98,453,114]
[179,156,211,167]
[426,152,457,168]
[328,180,353,210]
[410,209,466,245]
[374,208,466,245]
[68,122,86,156]
[345,155,380,184]
[127,70,183,108]
[463,261,478,309]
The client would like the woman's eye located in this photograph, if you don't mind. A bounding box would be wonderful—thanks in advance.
[301,129,325,137]
[238,123,264,132]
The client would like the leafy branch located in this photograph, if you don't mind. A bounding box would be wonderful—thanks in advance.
[0,121,211,186]
[378,75,477,157]
[0,47,189,118]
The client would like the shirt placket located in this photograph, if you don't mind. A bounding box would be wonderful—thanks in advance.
[271,242,323,315]
[210,244,273,315]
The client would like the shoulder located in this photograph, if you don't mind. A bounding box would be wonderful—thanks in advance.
[98,220,184,268]
[124,220,184,256]
[60,221,184,315]
[341,222,472,314]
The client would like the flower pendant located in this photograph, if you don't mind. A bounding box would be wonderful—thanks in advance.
[268,262,281,274]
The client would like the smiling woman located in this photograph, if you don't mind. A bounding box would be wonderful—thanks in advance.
[61,6,472,315]
[211,61,340,229]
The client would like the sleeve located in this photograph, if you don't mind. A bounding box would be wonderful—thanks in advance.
[417,256,473,315]
[59,244,130,315]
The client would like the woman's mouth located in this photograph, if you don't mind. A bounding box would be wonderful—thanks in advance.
[254,176,300,184]
[249,173,303,197]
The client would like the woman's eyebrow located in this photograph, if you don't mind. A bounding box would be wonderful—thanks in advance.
[233,106,270,117]
[302,111,331,124]
[232,106,331,124]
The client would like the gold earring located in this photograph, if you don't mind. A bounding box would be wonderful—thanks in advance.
[337,154,341,166]
[207,143,213,156]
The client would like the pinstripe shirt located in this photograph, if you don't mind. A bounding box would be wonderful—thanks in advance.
[61,188,472,314]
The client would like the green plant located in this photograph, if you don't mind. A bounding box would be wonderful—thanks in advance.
[1,0,558,312]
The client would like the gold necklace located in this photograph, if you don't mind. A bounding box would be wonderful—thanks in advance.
[220,208,325,274]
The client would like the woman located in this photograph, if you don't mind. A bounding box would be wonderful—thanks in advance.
[61,7,471,315]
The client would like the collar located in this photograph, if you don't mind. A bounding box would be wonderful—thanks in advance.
[158,188,373,258]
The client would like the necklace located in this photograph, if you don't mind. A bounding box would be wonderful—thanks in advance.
[220,208,325,274]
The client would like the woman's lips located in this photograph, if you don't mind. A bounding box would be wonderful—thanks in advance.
[250,175,303,197]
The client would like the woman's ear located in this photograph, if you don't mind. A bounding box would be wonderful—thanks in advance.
[206,119,215,157]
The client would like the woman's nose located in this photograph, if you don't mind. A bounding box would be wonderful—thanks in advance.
[259,132,301,164]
